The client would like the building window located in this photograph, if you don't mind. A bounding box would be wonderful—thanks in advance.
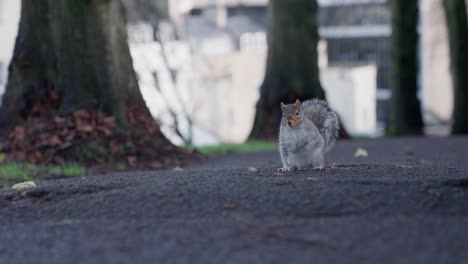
[189,8,203,16]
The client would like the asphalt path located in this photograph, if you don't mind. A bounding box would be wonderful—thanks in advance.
[0,137,467,264]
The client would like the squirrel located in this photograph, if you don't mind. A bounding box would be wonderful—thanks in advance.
[278,99,339,172]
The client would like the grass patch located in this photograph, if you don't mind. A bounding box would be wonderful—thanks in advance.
[0,163,32,183]
[0,162,87,188]
[61,164,86,177]
[116,163,127,171]
[193,140,277,155]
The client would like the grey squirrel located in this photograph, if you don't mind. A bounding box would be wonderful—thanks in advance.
[278,99,339,172]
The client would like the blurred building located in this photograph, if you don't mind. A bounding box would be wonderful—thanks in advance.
[0,0,21,96]
[420,0,453,135]
[127,1,268,145]
[319,42,377,137]
[319,1,390,135]
[127,0,381,143]
[320,0,468,135]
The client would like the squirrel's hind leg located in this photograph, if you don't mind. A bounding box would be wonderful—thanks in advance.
[311,151,325,170]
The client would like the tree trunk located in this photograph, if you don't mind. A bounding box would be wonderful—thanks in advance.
[443,0,468,134]
[250,0,325,139]
[0,0,148,135]
[389,0,424,135]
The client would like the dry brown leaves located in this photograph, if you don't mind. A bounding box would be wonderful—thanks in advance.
[2,109,117,164]
[0,107,187,168]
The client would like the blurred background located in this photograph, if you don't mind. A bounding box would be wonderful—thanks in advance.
[0,0,461,146]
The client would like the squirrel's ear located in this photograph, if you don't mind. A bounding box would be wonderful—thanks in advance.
[295,99,301,111]
[280,102,286,112]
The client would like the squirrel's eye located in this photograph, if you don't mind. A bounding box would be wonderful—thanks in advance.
[296,112,300,116]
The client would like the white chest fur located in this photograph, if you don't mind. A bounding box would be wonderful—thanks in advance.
[279,121,325,170]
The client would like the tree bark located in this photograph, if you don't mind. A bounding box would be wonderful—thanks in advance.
[389,0,424,135]
[443,0,468,134]
[0,0,149,136]
[250,0,325,139]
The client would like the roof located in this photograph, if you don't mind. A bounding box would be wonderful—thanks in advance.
[318,0,386,6]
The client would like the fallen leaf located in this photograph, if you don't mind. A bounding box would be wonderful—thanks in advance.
[128,156,137,167]
[109,140,121,153]
[145,120,159,135]
[73,109,91,120]
[48,135,63,146]
[65,131,76,141]
[13,126,26,141]
[12,181,37,191]
[59,142,72,150]
[223,202,236,209]
[97,126,112,136]
[54,116,66,123]
[27,151,43,163]
[173,166,184,172]
[354,148,368,158]
[77,124,94,133]
[400,165,413,168]
[103,117,116,128]
[247,167,260,173]
[59,128,69,136]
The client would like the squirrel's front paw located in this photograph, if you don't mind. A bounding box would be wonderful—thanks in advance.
[313,166,324,171]
[277,166,297,173]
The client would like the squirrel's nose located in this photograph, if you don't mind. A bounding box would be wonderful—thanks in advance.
[287,121,292,126]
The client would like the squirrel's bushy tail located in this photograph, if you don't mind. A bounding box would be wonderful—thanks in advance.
[301,99,340,152]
